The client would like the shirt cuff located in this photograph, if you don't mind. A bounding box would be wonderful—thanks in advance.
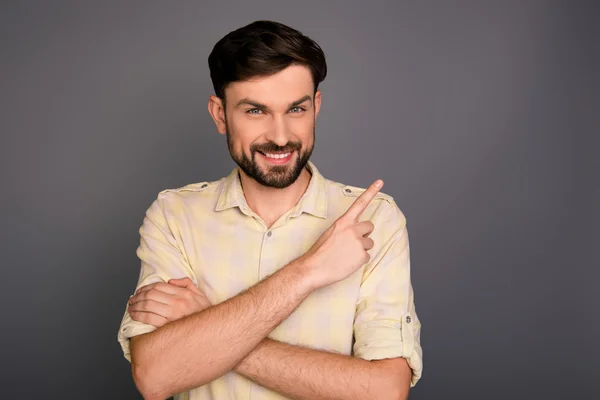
[117,305,157,362]
[353,313,423,387]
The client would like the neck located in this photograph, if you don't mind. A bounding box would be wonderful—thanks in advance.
[239,166,312,228]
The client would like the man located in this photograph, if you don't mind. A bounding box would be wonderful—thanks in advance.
[118,20,423,400]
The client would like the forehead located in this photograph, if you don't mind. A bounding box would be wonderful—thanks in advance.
[226,64,313,106]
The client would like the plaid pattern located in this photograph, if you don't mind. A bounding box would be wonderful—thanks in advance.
[118,161,422,399]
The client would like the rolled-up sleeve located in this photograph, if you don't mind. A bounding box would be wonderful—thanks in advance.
[353,202,423,387]
[117,193,197,362]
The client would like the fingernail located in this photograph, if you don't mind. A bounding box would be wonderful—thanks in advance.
[375,180,383,187]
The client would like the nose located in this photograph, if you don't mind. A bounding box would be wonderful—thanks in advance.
[264,114,291,147]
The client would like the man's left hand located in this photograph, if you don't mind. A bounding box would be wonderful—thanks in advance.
[128,277,211,327]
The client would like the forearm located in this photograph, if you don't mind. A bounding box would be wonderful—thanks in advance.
[234,338,407,400]
[131,259,313,400]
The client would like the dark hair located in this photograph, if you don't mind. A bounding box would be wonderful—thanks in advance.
[208,20,327,102]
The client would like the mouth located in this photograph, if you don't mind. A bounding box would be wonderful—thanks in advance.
[257,150,295,165]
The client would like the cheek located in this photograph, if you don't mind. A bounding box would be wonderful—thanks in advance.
[233,118,270,134]
[229,117,265,148]
[290,117,315,141]
[294,122,315,147]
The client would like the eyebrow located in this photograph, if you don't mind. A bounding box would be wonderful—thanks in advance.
[236,95,313,111]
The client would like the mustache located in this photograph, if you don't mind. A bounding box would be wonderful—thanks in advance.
[252,142,302,154]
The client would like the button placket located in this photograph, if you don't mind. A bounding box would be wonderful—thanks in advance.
[258,229,274,281]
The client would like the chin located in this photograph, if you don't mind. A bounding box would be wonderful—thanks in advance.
[260,167,302,189]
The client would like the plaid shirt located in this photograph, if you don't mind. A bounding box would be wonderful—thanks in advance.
[118,161,423,399]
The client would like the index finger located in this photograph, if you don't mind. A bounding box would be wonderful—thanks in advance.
[135,282,178,295]
[343,179,384,222]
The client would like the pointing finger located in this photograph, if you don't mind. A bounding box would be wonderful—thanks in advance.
[343,179,384,222]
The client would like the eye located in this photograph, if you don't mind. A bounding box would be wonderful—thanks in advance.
[246,108,263,115]
[289,106,306,114]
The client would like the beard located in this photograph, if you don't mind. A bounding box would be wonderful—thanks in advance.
[226,124,315,189]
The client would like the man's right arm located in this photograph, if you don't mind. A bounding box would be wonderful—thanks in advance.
[131,256,313,400]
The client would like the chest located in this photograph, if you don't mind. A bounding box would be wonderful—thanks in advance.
[176,211,363,346]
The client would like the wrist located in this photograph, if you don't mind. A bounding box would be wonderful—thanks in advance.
[233,338,272,374]
[287,255,320,294]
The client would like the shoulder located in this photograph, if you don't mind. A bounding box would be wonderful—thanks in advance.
[149,178,225,214]
[157,179,221,198]
[324,179,406,226]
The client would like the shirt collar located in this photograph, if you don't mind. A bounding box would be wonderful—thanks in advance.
[215,160,328,219]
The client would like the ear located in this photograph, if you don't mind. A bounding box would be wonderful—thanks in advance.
[314,90,322,120]
[208,95,227,135]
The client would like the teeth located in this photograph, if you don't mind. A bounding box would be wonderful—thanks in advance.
[264,152,291,159]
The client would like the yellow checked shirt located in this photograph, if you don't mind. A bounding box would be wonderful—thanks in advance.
[118,161,423,399]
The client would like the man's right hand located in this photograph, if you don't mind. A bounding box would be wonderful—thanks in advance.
[128,278,211,328]
[298,179,384,290]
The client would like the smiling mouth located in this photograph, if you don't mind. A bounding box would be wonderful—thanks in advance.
[258,151,292,159]
[257,150,295,163]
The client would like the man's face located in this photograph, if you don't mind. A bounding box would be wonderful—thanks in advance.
[217,65,321,189]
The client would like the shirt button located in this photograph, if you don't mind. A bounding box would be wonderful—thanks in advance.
[345,188,352,193]
[267,231,272,237]
[406,316,412,323]
[201,183,208,188]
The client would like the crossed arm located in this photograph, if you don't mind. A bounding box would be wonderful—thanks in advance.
[129,265,411,400]
[234,336,410,400]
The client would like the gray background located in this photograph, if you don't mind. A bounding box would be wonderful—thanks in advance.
[1,1,598,399]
